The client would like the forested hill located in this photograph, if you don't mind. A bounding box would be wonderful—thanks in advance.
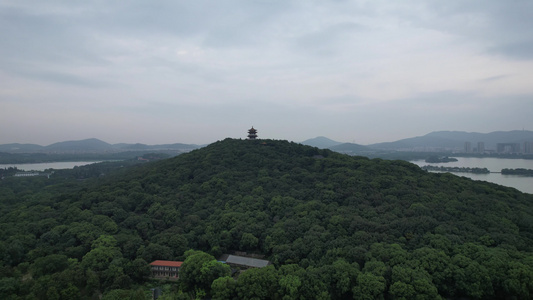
[1,138,533,299]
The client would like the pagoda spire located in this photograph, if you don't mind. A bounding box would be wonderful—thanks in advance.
[247,126,258,140]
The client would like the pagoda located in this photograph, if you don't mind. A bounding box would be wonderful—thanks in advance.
[247,127,258,140]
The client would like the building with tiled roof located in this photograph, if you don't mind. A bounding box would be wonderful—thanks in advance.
[219,254,270,269]
[149,260,183,279]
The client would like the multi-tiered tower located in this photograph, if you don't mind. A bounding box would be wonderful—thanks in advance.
[247,127,258,140]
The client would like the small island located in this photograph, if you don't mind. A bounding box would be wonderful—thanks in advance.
[501,168,533,176]
[422,165,490,174]
[425,156,458,163]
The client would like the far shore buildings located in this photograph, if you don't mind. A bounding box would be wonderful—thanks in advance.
[462,141,533,154]
[150,260,183,279]
[497,143,521,153]
[477,142,485,153]
[14,171,52,178]
[523,141,532,154]
[464,142,471,153]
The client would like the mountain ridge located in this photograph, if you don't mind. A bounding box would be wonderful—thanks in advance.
[369,130,533,151]
[2,130,532,153]
[0,138,201,153]
[300,136,343,148]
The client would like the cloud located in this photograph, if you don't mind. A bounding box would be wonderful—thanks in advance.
[408,0,533,60]
[488,39,533,60]
[0,1,532,145]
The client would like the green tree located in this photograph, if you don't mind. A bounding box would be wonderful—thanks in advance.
[180,250,230,296]
[60,283,80,299]
[503,261,533,298]
[279,274,301,299]
[126,258,151,283]
[353,272,386,300]
[81,236,122,273]
[211,276,237,300]
[46,286,60,300]
[451,254,492,299]
[389,265,440,300]
[236,265,279,300]
[31,254,69,277]
[240,233,259,250]
[0,277,19,299]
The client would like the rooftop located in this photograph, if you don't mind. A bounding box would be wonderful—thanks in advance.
[150,260,183,267]
[219,254,270,268]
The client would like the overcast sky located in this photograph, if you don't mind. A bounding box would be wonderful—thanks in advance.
[1,0,533,145]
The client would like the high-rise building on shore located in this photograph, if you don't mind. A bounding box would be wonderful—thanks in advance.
[477,142,485,153]
[524,141,532,154]
[464,142,472,153]
[497,143,521,153]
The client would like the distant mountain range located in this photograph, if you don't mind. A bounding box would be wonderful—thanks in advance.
[300,136,343,148]
[0,138,201,153]
[368,130,533,151]
[301,130,533,153]
[2,130,532,154]
[300,136,375,155]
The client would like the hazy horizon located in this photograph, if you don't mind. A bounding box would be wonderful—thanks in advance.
[3,129,533,148]
[2,1,532,145]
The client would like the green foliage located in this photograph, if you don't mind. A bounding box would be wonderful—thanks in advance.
[179,250,230,296]
[1,138,533,299]
[81,235,122,272]
[353,272,386,300]
[211,276,237,300]
[102,288,146,300]
[236,265,280,299]
[31,254,69,277]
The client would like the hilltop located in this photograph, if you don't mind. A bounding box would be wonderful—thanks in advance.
[1,138,532,299]
[300,136,343,148]
[300,137,377,156]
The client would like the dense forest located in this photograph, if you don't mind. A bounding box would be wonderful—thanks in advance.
[1,138,532,299]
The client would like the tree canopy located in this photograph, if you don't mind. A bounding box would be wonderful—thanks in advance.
[1,138,532,299]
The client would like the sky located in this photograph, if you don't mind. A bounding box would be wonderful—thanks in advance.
[1,0,533,146]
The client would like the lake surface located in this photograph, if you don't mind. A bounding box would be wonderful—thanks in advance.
[0,161,101,171]
[411,157,533,194]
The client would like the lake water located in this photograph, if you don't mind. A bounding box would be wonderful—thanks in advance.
[0,161,101,171]
[411,157,533,194]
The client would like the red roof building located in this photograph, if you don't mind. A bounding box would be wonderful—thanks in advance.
[150,260,183,279]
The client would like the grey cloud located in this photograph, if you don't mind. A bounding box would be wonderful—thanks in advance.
[1,1,532,145]
[25,70,112,88]
[293,22,367,57]
[87,1,293,48]
[480,75,509,82]
[412,0,533,60]
[313,94,368,110]
[0,5,111,89]
[1,57,115,88]
[488,40,533,60]
[400,89,478,106]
